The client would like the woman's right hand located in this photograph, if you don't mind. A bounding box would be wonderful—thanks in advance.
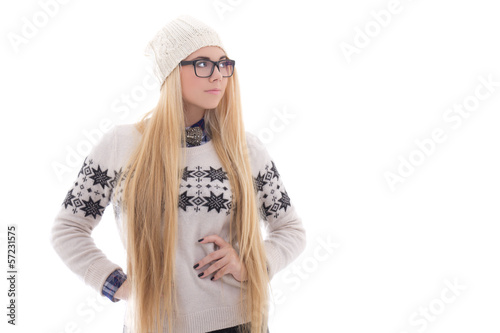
[115,278,131,301]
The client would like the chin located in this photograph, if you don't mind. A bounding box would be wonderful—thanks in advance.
[204,101,222,109]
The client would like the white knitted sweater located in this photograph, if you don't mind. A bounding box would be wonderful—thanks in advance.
[50,123,306,332]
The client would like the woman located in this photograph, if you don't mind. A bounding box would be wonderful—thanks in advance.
[51,15,306,333]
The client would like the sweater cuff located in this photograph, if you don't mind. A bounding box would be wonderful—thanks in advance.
[84,257,123,299]
[102,269,128,302]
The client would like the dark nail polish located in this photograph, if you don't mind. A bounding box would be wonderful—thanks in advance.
[193,263,199,269]
[198,272,204,277]
[210,276,214,281]
[198,238,204,242]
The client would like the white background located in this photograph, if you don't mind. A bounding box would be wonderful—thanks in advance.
[1,0,500,332]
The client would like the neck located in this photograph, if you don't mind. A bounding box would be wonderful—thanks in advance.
[184,108,206,127]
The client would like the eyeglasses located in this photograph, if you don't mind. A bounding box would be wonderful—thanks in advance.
[179,59,235,78]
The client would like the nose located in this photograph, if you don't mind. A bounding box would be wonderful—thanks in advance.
[209,63,223,81]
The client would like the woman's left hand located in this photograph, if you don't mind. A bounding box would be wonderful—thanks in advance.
[194,235,248,282]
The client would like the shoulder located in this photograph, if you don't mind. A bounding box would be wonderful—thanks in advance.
[114,122,142,140]
[245,130,267,151]
[85,125,117,162]
[113,122,143,165]
[245,131,271,175]
[245,131,266,156]
[93,123,138,153]
[113,122,143,150]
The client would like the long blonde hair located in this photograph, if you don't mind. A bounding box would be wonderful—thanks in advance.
[112,63,270,333]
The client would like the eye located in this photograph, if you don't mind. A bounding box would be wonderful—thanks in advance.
[196,61,208,68]
[220,61,231,68]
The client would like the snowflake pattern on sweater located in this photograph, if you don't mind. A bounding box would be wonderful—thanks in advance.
[253,160,292,220]
[179,165,232,215]
[61,158,289,222]
[61,157,124,219]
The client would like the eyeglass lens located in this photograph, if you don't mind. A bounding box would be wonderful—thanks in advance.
[195,60,234,77]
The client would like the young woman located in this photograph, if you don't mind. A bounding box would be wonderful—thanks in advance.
[51,15,306,333]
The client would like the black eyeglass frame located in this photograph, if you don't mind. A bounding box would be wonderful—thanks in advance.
[179,59,236,78]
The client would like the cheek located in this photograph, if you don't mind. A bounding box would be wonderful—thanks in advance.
[181,75,200,99]
[220,81,229,95]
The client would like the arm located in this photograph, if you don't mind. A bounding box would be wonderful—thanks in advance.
[50,126,125,300]
[249,134,307,281]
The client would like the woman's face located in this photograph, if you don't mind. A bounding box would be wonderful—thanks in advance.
[179,46,229,113]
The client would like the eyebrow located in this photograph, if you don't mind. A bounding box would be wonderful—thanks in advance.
[191,55,228,61]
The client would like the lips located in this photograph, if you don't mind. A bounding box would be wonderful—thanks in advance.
[205,89,221,95]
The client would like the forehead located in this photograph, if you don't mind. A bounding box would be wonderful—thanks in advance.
[186,46,226,60]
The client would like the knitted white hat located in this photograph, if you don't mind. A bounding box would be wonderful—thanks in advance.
[144,15,226,87]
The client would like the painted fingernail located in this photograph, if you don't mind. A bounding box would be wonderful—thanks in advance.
[198,272,204,277]
[210,276,214,281]
[198,238,204,242]
[193,263,199,269]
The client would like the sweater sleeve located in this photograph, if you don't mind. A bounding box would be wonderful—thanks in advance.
[247,133,307,281]
[50,126,125,299]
